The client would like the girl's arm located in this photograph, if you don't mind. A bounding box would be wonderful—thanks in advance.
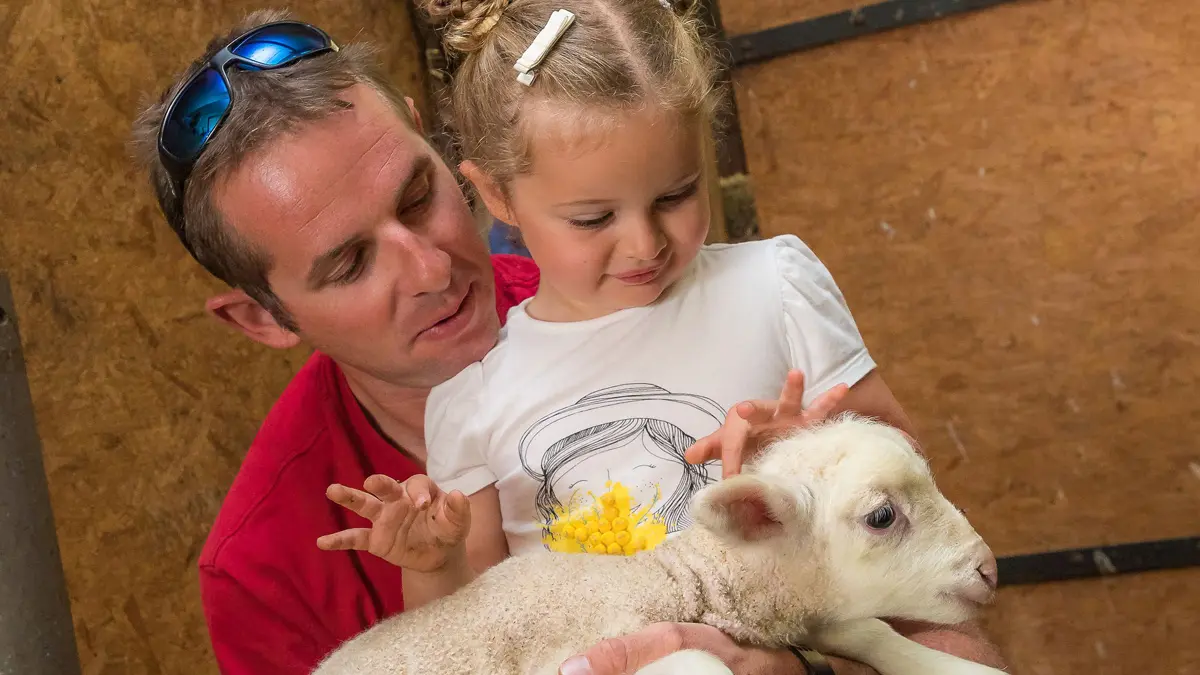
[833,369,920,441]
[463,484,511,573]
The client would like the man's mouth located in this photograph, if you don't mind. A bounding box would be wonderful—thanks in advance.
[418,285,474,341]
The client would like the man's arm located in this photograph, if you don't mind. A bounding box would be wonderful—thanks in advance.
[201,565,338,675]
[560,619,1006,675]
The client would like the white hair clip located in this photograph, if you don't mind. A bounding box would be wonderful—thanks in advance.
[513,9,575,86]
[658,0,672,8]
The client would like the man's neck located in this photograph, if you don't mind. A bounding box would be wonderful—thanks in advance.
[340,364,431,465]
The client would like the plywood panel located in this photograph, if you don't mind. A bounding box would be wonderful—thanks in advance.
[720,0,879,38]
[727,0,1199,670]
[0,2,427,673]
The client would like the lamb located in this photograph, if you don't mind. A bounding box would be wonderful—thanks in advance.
[311,415,1005,675]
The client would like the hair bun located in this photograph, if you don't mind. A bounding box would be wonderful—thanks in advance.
[419,0,512,55]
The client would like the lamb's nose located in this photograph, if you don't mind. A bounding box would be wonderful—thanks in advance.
[977,551,998,591]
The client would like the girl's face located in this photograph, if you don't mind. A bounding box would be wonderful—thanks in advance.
[473,105,712,322]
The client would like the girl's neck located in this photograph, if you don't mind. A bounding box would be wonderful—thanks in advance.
[524,289,629,323]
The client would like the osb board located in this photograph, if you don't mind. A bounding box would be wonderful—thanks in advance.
[982,567,1199,675]
[0,2,427,674]
[727,0,1200,670]
[720,0,871,36]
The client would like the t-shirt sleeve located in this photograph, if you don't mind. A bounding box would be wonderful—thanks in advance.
[200,564,337,675]
[771,235,877,406]
[425,363,498,497]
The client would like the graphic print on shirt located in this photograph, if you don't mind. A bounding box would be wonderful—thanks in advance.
[517,383,723,555]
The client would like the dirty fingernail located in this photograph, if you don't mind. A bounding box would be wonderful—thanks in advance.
[559,656,592,675]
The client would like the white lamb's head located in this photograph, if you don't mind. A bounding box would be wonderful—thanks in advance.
[691,414,997,626]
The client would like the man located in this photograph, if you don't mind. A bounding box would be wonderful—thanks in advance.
[130,9,1005,675]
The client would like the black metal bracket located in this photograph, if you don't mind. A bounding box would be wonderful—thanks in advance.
[727,0,1028,68]
[996,536,1200,587]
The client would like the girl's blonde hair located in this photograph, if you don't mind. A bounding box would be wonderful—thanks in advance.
[419,0,726,185]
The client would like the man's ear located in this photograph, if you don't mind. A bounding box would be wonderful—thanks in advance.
[205,289,301,350]
[459,160,517,226]
[692,475,807,542]
[405,96,424,134]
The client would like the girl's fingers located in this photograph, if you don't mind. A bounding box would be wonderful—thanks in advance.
[316,528,371,552]
[685,434,720,465]
[325,483,383,521]
[720,415,751,479]
[775,370,807,418]
[436,491,473,542]
[803,383,849,423]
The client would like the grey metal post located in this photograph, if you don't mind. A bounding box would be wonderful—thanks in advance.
[0,275,82,675]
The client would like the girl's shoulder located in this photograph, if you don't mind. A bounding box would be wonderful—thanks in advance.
[693,234,829,287]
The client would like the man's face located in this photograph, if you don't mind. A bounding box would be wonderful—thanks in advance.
[215,85,497,388]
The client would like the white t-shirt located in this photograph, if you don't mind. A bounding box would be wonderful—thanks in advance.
[425,235,877,557]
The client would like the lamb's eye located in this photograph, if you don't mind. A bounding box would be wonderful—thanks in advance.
[865,503,896,530]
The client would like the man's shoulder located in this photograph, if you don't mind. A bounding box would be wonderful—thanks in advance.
[198,352,344,571]
[491,253,540,320]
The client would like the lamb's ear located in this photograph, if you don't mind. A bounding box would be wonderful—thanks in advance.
[692,475,807,542]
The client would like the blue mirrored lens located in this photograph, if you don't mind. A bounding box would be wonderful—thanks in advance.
[232,23,329,66]
[161,68,230,161]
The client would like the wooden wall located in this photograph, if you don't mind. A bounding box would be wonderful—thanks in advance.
[719,0,1200,672]
[0,2,426,673]
[3,0,1197,673]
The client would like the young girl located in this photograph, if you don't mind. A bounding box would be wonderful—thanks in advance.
[320,0,914,606]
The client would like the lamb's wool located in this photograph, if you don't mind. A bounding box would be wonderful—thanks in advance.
[312,416,1005,675]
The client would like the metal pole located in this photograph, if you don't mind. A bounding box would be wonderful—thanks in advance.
[0,275,82,675]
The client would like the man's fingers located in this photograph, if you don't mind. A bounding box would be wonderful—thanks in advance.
[560,623,687,675]
[775,369,807,418]
[316,528,371,552]
[325,483,383,521]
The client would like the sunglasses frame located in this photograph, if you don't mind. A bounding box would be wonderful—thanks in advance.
[156,20,339,201]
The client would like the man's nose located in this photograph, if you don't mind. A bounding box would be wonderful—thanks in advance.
[388,230,451,295]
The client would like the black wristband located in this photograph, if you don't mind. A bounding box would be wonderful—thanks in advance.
[788,645,836,675]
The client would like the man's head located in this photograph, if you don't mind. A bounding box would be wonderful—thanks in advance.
[131,10,498,388]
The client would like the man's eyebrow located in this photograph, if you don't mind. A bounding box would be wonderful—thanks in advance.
[394,154,433,207]
[306,235,364,289]
[304,155,435,289]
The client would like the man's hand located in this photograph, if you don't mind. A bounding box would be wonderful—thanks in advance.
[316,474,471,573]
[685,370,848,477]
[558,623,808,675]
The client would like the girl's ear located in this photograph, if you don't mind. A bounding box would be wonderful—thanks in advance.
[460,160,517,226]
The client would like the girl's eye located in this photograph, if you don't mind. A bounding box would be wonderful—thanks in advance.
[655,181,699,208]
[567,213,614,229]
[865,503,897,531]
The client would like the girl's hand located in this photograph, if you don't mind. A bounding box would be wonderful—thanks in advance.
[317,474,471,573]
[684,370,848,478]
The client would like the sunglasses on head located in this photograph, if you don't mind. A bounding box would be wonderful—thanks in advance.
[157,20,339,201]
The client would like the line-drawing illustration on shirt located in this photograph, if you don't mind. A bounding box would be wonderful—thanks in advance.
[517,383,725,553]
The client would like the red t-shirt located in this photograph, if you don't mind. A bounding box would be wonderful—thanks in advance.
[199,254,539,674]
